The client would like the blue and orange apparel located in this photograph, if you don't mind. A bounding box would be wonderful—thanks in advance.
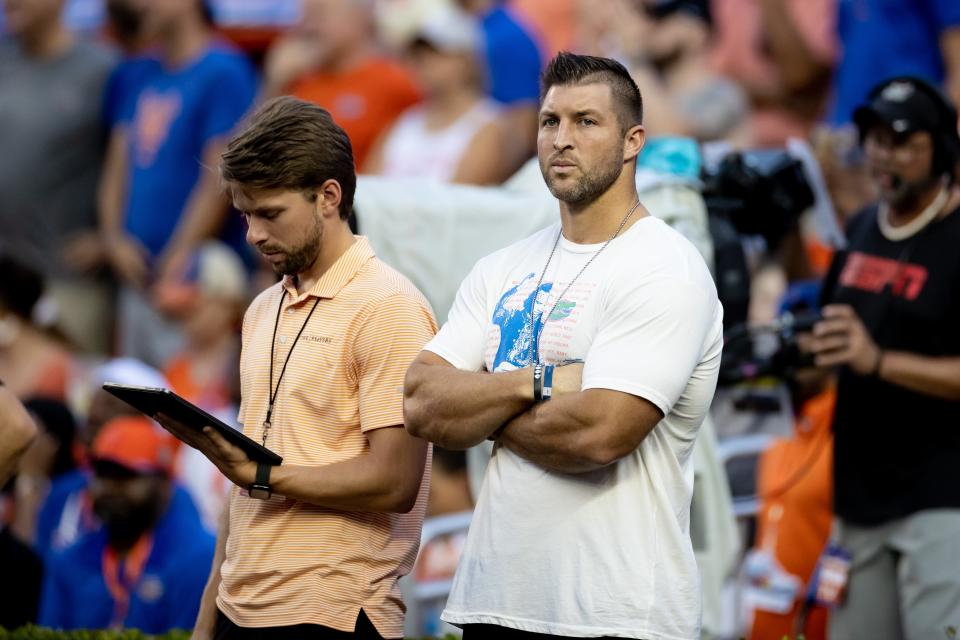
[38,417,214,633]
[38,495,214,633]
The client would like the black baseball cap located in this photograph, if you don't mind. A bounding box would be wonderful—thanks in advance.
[853,77,951,138]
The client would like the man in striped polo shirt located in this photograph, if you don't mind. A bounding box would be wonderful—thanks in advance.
[158,97,436,639]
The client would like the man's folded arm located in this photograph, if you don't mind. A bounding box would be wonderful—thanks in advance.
[498,388,664,474]
[403,350,535,450]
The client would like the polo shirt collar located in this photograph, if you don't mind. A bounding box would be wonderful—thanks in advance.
[281,236,376,300]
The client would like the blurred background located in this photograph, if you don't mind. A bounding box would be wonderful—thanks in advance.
[1,0,958,637]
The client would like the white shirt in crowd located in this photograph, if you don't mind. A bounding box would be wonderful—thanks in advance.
[426,215,723,640]
[379,99,499,182]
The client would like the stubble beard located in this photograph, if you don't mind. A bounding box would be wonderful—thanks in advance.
[270,215,324,276]
[541,147,625,206]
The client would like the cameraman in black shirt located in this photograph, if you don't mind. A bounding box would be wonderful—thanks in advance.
[812,77,960,640]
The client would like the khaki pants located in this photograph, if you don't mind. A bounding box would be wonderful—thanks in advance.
[830,510,960,640]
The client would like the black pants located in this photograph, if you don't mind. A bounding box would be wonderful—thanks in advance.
[462,625,622,639]
[214,609,391,640]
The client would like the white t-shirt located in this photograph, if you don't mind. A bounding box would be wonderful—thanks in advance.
[379,100,499,182]
[425,216,723,639]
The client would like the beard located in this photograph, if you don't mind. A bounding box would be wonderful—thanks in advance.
[261,214,324,276]
[93,492,164,550]
[540,145,625,205]
[883,172,943,211]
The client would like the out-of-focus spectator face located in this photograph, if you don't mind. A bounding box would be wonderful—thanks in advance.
[135,0,200,39]
[235,189,325,277]
[640,8,708,65]
[537,83,628,204]
[2,0,62,37]
[89,417,174,544]
[407,43,477,98]
[863,126,936,208]
[299,0,372,65]
[90,464,168,542]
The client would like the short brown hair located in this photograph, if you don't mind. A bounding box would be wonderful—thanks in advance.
[541,52,643,134]
[221,96,356,219]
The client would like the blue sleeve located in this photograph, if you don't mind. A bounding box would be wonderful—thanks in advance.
[38,555,70,629]
[199,55,259,144]
[102,59,153,129]
[484,15,543,105]
[166,534,215,630]
[931,0,960,28]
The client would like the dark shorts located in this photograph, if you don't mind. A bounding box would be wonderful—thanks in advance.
[214,609,391,640]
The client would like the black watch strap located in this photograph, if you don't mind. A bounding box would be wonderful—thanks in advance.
[255,462,272,487]
[249,462,273,499]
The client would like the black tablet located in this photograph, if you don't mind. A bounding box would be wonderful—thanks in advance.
[102,383,283,466]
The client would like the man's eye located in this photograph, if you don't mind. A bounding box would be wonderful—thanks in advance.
[581,119,596,126]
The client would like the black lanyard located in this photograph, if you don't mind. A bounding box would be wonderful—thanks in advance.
[262,289,321,446]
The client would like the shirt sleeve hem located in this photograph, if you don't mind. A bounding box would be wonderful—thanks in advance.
[581,378,673,416]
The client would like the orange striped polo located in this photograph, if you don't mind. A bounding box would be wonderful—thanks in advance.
[217,237,437,637]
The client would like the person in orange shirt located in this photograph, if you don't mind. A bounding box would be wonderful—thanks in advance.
[263,0,421,169]
[748,332,835,640]
[157,97,436,640]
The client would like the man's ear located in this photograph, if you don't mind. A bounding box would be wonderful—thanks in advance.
[316,179,343,219]
[624,124,646,163]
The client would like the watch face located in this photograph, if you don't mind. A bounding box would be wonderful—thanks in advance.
[249,486,271,500]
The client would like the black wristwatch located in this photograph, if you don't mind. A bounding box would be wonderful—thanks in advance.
[249,462,273,500]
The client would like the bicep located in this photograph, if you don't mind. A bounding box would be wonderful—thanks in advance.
[365,425,428,486]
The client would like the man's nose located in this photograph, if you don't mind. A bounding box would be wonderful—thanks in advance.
[245,218,268,246]
[553,120,574,151]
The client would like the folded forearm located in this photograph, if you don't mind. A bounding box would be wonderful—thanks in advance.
[499,395,604,474]
[878,352,960,401]
[404,363,533,449]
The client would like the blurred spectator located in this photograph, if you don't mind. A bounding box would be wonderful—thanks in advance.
[827,0,960,125]
[34,358,203,559]
[710,0,837,146]
[366,5,503,184]
[457,0,543,176]
[0,480,44,630]
[427,447,473,517]
[155,241,246,410]
[11,399,78,545]
[814,77,960,639]
[39,416,214,634]
[0,383,38,489]
[266,0,422,168]
[0,0,116,354]
[99,0,256,368]
[0,254,74,402]
[746,331,834,640]
[510,0,575,58]
[580,0,747,141]
[154,240,245,531]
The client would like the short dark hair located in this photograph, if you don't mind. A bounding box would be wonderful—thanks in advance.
[540,52,643,132]
[221,97,356,220]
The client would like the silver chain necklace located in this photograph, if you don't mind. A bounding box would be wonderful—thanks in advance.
[526,199,641,364]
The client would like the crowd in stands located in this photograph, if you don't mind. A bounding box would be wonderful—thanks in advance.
[1,0,959,637]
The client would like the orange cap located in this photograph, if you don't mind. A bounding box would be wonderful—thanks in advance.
[91,416,177,476]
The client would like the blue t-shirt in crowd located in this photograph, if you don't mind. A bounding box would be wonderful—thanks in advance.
[109,42,257,258]
[38,491,214,634]
[828,0,960,124]
[480,5,543,106]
